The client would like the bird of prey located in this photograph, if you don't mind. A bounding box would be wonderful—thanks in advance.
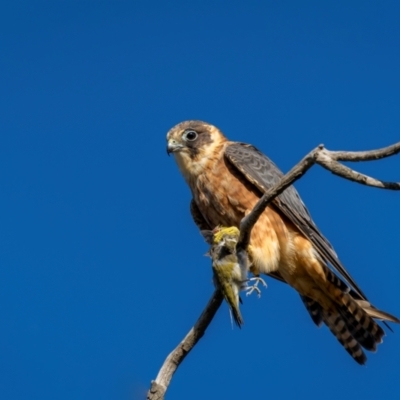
[202,226,267,328]
[166,120,399,364]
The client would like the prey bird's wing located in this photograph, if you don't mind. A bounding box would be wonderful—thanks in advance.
[224,142,367,301]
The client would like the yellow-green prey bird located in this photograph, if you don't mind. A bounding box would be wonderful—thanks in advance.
[202,226,266,327]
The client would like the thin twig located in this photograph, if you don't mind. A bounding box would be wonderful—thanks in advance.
[239,142,400,249]
[316,148,400,189]
[331,141,400,161]
[147,290,223,400]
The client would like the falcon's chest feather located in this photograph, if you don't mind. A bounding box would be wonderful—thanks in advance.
[192,152,259,228]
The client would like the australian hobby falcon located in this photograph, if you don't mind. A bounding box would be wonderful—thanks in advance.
[166,120,399,364]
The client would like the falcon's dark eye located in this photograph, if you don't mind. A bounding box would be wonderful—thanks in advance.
[183,130,198,141]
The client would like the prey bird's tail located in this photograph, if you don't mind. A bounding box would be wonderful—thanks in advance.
[229,303,244,328]
[220,282,244,328]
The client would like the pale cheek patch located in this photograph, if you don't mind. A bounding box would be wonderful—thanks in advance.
[174,140,225,185]
[174,152,195,185]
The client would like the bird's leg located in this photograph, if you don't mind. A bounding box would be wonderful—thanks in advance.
[244,277,267,298]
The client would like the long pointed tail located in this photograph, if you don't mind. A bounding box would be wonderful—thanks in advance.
[301,293,398,364]
[322,310,367,364]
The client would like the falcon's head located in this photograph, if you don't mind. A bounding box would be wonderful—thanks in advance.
[166,120,226,157]
[166,120,227,182]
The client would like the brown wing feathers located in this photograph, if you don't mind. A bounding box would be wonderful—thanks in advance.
[224,142,367,299]
[223,141,398,363]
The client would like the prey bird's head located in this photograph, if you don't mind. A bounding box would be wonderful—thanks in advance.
[212,226,240,248]
[202,226,240,259]
[166,120,227,181]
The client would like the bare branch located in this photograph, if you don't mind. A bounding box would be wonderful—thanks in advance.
[330,141,400,161]
[239,141,400,249]
[147,290,223,400]
[316,149,400,189]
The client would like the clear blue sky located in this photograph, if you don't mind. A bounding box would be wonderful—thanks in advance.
[1,1,399,399]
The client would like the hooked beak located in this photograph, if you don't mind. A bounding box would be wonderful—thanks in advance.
[166,139,184,156]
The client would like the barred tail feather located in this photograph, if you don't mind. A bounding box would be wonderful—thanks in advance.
[338,307,379,351]
[301,289,398,363]
[339,293,385,345]
[300,295,323,327]
[321,264,349,292]
[355,300,400,323]
[322,311,367,365]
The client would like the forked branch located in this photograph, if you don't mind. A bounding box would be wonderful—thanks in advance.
[147,140,400,400]
[239,142,400,249]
